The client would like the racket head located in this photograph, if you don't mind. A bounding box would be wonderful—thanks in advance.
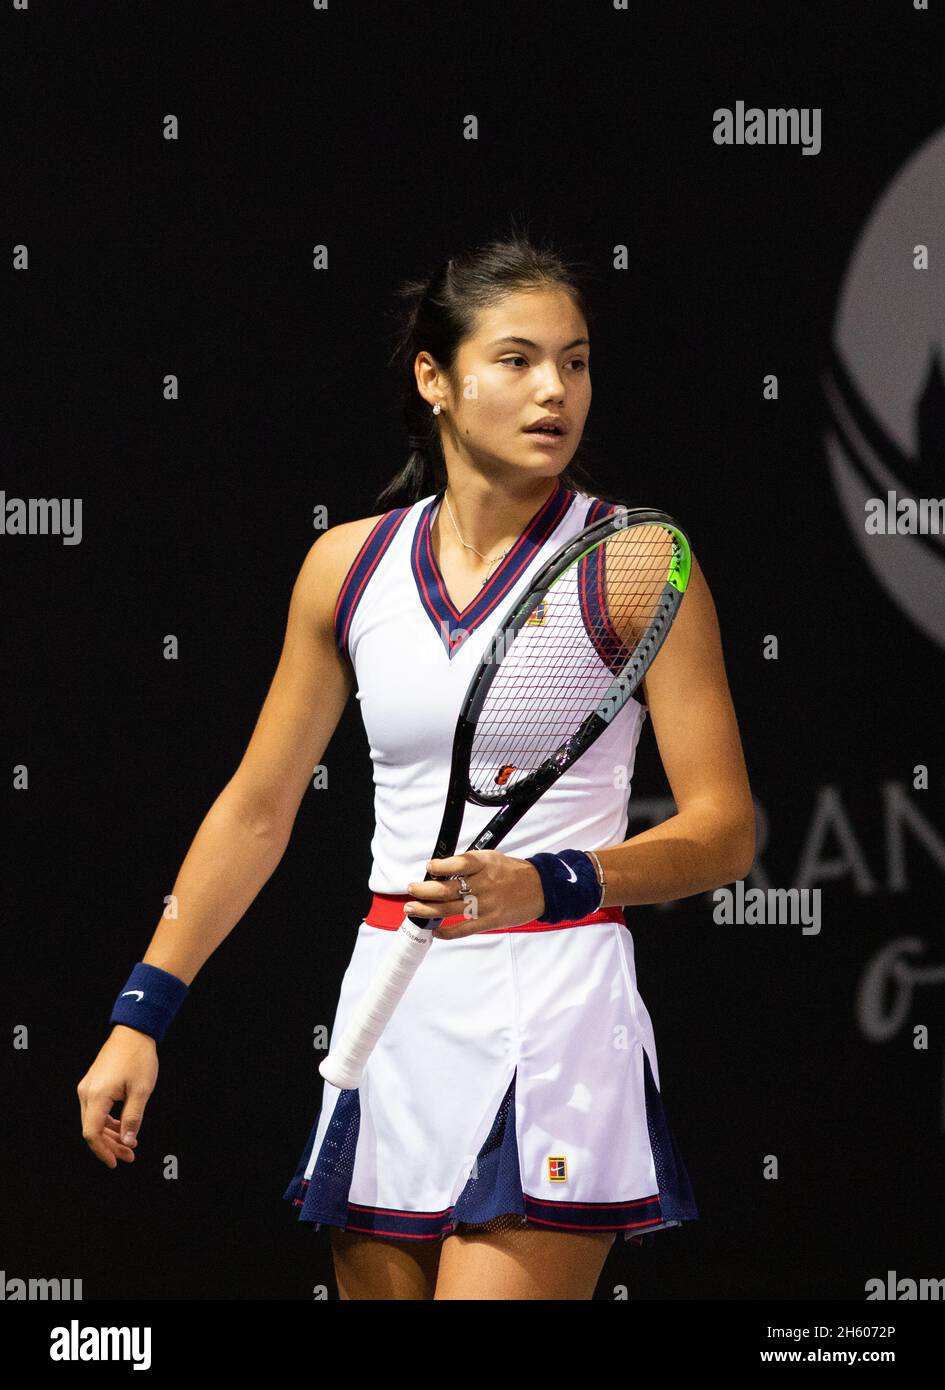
[457,506,691,808]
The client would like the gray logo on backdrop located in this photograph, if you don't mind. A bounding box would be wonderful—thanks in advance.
[823,125,945,649]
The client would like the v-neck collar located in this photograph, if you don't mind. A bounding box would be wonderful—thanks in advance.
[411,479,575,659]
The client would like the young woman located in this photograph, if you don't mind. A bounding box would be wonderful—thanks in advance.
[78,234,754,1301]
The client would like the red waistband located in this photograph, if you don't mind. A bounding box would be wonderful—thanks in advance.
[362,892,625,934]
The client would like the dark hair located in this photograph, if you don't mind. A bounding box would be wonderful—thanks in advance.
[375,227,620,513]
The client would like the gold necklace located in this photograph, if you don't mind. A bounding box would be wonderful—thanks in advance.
[442,490,511,586]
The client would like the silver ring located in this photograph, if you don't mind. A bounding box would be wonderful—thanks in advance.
[457,874,471,895]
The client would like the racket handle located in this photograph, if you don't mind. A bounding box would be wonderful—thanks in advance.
[318,916,435,1089]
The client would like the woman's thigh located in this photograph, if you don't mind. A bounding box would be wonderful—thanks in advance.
[434,1216,617,1300]
[329,1226,443,1300]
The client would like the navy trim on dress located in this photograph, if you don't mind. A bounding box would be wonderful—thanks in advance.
[410,481,576,659]
[282,1053,698,1247]
[333,506,413,664]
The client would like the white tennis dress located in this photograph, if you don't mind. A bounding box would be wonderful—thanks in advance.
[283,481,699,1245]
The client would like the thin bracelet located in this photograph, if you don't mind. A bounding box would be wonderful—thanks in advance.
[585,849,607,910]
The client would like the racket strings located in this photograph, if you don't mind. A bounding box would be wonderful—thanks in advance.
[467,523,676,797]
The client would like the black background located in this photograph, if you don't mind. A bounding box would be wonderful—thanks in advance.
[4,0,944,1302]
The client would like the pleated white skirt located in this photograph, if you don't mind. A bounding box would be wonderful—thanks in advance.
[284,913,699,1246]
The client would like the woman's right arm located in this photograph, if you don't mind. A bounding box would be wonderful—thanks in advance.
[77,516,380,1169]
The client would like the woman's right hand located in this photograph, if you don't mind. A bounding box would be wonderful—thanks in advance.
[77,1026,160,1168]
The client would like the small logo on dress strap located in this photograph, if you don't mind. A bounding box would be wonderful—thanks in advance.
[547,1156,568,1182]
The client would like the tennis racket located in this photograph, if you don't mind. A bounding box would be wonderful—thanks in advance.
[318,504,691,1090]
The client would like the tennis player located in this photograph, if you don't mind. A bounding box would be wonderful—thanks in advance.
[78,233,754,1301]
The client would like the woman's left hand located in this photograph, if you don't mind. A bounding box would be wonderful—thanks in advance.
[405,850,545,939]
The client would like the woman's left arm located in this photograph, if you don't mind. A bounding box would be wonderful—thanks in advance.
[592,551,756,906]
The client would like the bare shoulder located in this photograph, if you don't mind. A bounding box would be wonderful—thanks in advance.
[292,512,388,637]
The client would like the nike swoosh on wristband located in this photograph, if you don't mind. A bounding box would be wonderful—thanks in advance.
[121,990,145,1001]
[556,858,578,882]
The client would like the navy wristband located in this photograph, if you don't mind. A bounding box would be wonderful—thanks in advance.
[110,962,190,1043]
[525,849,603,925]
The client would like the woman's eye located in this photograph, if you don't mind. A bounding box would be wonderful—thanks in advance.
[499,356,588,370]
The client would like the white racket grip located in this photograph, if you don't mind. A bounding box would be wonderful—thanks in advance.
[318,917,434,1090]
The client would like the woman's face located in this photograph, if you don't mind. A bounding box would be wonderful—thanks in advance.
[438,287,591,477]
